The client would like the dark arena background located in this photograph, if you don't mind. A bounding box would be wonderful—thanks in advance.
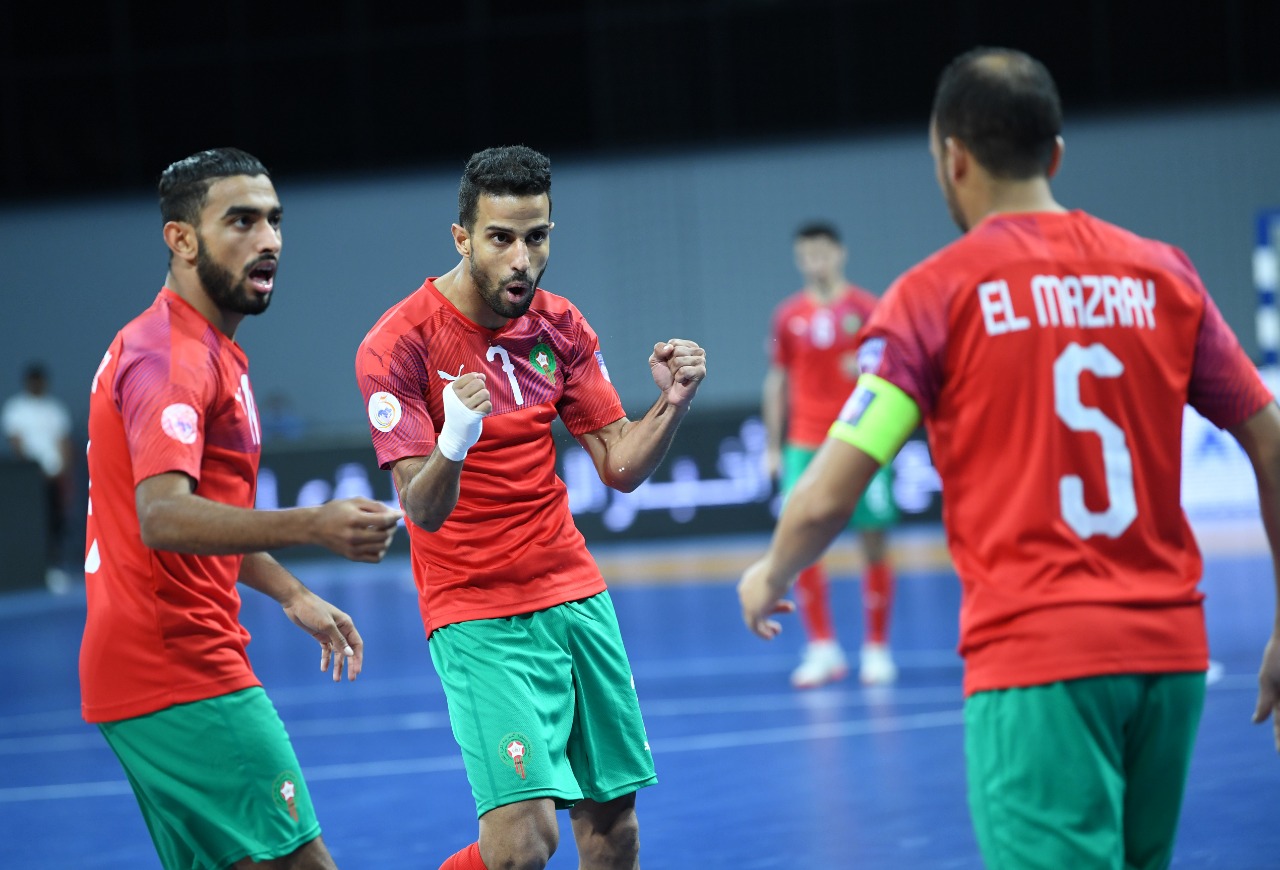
[3,2,1280,867]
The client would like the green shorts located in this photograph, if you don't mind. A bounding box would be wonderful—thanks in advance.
[964,672,1206,870]
[783,443,899,530]
[98,686,320,870]
[429,591,658,818]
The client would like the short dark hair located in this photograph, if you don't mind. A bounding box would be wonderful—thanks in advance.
[458,146,552,230]
[931,47,1062,180]
[794,222,841,245]
[158,147,271,225]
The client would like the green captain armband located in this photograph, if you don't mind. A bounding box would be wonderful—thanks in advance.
[827,374,921,465]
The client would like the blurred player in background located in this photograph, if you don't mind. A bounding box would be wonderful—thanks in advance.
[356,145,707,870]
[80,148,403,870]
[740,47,1280,869]
[763,222,898,687]
[2,360,74,590]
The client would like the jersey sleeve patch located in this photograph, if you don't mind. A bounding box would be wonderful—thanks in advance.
[828,374,921,465]
[160,403,200,445]
[367,391,404,433]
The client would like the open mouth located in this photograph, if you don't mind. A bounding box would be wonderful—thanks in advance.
[502,280,530,301]
[247,259,277,294]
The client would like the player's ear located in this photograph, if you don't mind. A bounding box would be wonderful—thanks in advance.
[944,136,968,184]
[451,223,471,258]
[1046,136,1065,179]
[162,221,198,264]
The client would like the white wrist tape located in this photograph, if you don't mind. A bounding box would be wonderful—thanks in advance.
[437,384,485,461]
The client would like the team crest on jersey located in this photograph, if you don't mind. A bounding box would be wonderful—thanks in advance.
[594,351,611,383]
[530,343,557,384]
[856,338,886,376]
[272,771,301,822]
[160,403,199,445]
[499,732,532,779]
[843,313,863,334]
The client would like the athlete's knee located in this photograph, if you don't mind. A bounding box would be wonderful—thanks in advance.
[479,800,559,870]
[573,797,640,868]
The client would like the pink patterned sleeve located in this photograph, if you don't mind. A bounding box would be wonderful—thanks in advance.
[1188,286,1274,428]
[855,271,950,417]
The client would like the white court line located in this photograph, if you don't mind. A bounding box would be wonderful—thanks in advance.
[3,676,1264,803]
[0,709,963,804]
[0,683,965,755]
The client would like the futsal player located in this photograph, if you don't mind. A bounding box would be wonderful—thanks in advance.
[355,145,707,870]
[740,47,1280,869]
[80,147,403,870]
[763,221,899,687]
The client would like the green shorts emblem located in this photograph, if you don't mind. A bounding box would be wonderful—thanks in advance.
[272,770,301,821]
[500,732,533,779]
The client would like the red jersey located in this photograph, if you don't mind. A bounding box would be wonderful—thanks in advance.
[80,289,264,723]
[356,279,625,635]
[769,284,879,446]
[849,211,1273,695]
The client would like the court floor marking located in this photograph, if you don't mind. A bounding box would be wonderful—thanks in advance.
[1,670,1258,755]
[0,708,967,804]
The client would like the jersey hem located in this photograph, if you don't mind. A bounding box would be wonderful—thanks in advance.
[423,580,609,636]
[81,674,262,724]
[962,654,1208,697]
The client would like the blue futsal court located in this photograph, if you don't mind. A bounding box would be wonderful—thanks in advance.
[3,527,1278,869]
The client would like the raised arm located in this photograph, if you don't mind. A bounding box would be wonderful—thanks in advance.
[574,339,707,493]
[391,372,491,531]
[1228,400,1280,751]
[135,472,401,562]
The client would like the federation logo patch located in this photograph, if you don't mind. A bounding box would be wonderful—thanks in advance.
[367,391,403,433]
[159,403,199,445]
[499,732,532,780]
[272,771,301,822]
[530,343,557,384]
[838,384,877,426]
[856,338,886,376]
[594,350,611,383]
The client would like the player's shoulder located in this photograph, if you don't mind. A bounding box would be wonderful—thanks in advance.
[360,279,446,349]
[526,286,591,335]
[117,290,208,361]
[773,290,809,314]
[528,286,579,318]
[1074,211,1199,278]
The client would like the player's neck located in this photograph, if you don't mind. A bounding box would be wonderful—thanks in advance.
[434,262,511,331]
[977,178,1065,224]
[165,271,244,339]
[805,279,844,303]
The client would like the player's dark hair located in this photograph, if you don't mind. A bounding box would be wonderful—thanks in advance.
[932,47,1062,180]
[158,148,271,225]
[458,145,552,231]
[794,222,841,244]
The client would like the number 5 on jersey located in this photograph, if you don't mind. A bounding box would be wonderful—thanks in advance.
[1053,342,1138,539]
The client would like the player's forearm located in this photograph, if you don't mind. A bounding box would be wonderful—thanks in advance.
[599,396,690,492]
[397,453,463,531]
[762,368,787,453]
[1232,403,1280,632]
[239,551,308,604]
[137,492,324,555]
[765,441,880,592]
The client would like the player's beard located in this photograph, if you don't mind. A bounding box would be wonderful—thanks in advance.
[471,258,544,320]
[197,237,272,316]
